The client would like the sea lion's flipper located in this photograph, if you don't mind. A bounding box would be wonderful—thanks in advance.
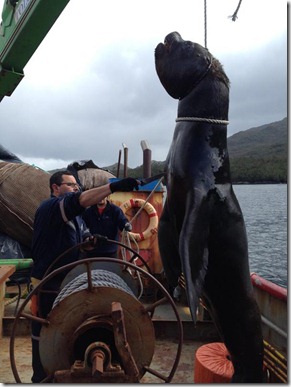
[179,197,210,323]
[158,201,182,290]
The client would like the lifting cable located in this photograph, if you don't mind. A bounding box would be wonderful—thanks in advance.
[204,0,207,48]
[203,0,243,48]
[230,0,243,22]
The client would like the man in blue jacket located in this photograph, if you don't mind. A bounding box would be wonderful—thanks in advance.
[30,170,139,383]
[83,195,132,258]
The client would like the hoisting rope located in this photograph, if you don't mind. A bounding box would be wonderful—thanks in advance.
[204,0,207,48]
[120,176,164,299]
[129,177,163,226]
[203,0,243,48]
[230,0,243,21]
[121,231,144,299]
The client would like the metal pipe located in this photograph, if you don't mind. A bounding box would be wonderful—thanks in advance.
[0,258,33,270]
[116,149,121,178]
[122,143,128,177]
[140,140,151,178]
[261,315,287,339]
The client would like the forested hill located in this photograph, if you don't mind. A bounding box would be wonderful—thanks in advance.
[227,117,287,159]
[227,117,287,183]
[107,117,287,183]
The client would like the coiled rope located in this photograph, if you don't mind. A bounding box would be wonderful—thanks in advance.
[52,269,135,309]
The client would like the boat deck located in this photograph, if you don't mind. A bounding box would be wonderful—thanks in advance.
[1,335,204,383]
[1,286,219,383]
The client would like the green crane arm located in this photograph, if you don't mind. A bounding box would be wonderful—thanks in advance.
[0,0,70,101]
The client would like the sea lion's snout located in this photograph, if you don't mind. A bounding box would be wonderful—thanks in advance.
[164,31,182,48]
[155,31,182,56]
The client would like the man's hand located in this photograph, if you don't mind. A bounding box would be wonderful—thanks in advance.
[110,177,140,193]
[82,234,109,251]
[82,235,97,251]
[124,222,132,232]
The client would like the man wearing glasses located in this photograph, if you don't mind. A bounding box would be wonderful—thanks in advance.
[30,170,140,383]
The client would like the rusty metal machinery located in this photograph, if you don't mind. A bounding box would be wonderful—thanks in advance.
[10,244,183,383]
[40,268,154,383]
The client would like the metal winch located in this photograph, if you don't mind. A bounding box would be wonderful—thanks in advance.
[10,243,183,383]
[40,268,154,383]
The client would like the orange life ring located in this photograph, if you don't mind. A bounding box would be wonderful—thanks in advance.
[120,198,158,242]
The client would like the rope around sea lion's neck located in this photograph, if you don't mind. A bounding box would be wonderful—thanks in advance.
[180,56,213,100]
[176,117,229,125]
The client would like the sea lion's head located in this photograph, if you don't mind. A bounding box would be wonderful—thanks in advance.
[155,32,228,99]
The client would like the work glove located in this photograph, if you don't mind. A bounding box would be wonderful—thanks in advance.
[110,177,140,193]
[82,235,97,251]
[124,222,132,231]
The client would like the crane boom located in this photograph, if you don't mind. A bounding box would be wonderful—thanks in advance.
[0,0,70,101]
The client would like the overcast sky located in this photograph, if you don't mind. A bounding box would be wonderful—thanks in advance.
[0,0,287,171]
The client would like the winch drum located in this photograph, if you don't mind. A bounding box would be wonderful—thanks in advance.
[39,269,155,377]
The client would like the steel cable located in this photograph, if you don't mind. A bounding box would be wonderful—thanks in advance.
[52,269,135,308]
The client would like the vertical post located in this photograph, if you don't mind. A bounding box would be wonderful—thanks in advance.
[122,143,128,177]
[140,140,151,179]
[116,149,122,178]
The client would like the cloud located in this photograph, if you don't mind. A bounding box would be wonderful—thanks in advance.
[1,40,178,169]
[0,0,287,171]
[225,33,287,134]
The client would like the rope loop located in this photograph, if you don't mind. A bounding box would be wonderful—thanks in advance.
[176,117,229,125]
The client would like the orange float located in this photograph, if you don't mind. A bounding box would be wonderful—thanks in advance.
[194,342,234,383]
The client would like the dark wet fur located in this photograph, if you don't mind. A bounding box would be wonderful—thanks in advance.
[155,32,264,382]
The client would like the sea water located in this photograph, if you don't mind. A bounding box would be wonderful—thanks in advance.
[233,184,287,288]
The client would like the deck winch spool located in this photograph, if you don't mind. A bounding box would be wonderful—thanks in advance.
[59,260,139,297]
[39,269,155,382]
[10,248,183,383]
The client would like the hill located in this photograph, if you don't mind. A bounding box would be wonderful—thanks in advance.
[105,117,288,183]
[227,117,287,159]
[227,117,287,183]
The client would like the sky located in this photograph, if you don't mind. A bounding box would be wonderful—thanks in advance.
[0,0,288,171]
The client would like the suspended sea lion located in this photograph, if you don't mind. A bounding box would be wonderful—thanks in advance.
[155,32,264,382]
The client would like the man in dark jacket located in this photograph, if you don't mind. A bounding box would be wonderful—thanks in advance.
[30,170,139,383]
[83,196,132,258]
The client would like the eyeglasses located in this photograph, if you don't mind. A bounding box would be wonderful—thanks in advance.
[59,182,80,188]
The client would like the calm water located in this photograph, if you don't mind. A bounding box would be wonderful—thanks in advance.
[233,184,287,288]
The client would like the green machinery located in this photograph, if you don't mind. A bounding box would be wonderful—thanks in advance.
[0,0,70,101]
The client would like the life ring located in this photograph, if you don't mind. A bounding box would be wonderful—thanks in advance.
[120,198,158,242]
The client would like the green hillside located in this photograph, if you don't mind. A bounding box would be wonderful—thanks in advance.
[227,117,287,159]
[227,117,287,183]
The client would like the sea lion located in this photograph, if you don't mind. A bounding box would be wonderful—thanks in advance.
[155,32,264,382]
